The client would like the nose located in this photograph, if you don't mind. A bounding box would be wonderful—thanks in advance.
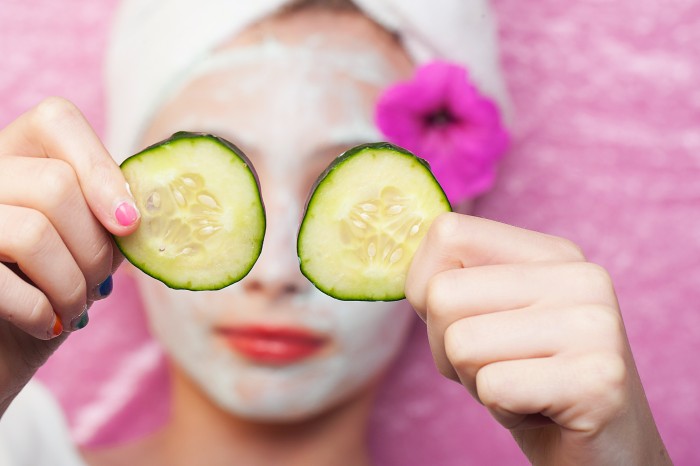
[241,276,303,297]
[240,183,310,300]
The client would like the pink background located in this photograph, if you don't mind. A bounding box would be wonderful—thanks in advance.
[2,0,699,464]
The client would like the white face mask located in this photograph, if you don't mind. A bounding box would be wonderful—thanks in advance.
[135,22,416,421]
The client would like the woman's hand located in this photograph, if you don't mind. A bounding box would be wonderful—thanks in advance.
[0,97,139,414]
[405,212,671,466]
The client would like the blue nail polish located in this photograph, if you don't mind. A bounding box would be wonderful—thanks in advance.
[98,275,113,298]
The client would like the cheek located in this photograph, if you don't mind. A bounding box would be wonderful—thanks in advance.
[136,277,216,334]
[330,301,414,357]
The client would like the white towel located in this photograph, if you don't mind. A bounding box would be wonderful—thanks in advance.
[105,0,509,161]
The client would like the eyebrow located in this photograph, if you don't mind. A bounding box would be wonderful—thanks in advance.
[204,124,376,164]
[225,130,367,161]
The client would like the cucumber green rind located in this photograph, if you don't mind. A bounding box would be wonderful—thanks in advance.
[297,142,451,301]
[115,132,266,291]
[299,143,401,301]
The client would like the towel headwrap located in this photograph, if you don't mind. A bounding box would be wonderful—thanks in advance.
[105,0,509,161]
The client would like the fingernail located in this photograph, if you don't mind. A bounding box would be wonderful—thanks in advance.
[115,201,139,226]
[97,275,113,298]
[49,315,63,338]
[70,307,90,331]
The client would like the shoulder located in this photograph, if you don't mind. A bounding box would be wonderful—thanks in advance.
[80,431,166,466]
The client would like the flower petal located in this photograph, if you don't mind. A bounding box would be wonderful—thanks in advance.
[375,60,509,204]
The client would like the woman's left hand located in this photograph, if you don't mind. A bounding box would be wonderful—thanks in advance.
[405,212,671,466]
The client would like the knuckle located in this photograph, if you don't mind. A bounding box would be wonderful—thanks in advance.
[444,319,479,369]
[548,235,586,261]
[32,97,81,128]
[39,159,79,206]
[475,366,505,410]
[579,352,628,405]
[569,262,617,304]
[426,212,461,249]
[424,274,445,321]
[424,271,456,322]
[591,306,624,343]
[443,323,464,364]
[562,353,629,433]
[577,262,612,288]
[569,304,622,340]
[14,211,54,258]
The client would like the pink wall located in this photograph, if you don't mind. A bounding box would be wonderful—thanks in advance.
[2,1,699,464]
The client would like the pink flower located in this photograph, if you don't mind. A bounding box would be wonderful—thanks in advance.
[375,61,509,204]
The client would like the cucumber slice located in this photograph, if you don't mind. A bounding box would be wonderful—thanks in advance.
[297,142,451,301]
[115,132,265,290]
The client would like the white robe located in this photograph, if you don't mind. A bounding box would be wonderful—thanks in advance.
[0,381,85,466]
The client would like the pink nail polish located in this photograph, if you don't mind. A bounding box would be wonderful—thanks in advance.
[115,201,139,226]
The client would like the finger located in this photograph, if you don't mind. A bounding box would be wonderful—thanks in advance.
[425,260,617,321]
[405,213,586,316]
[0,156,116,297]
[476,353,628,434]
[441,304,624,390]
[0,97,140,235]
[424,262,619,378]
[0,262,62,340]
[0,205,87,326]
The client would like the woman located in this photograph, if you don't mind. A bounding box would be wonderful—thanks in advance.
[0,0,670,464]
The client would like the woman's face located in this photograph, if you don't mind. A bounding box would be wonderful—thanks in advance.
[134,9,416,421]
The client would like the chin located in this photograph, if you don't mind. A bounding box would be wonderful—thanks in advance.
[223,402,336,424]
[213,381,372,425]
[190,356,381,425]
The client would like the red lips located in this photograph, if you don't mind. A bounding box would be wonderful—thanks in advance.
[216,325,328,365]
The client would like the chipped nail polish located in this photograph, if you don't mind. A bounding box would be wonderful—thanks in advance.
[70,307,90,331]
[115,201,139,226]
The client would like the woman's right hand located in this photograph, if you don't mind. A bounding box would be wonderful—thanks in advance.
[405,213,671,465]
[0,97,140,414]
